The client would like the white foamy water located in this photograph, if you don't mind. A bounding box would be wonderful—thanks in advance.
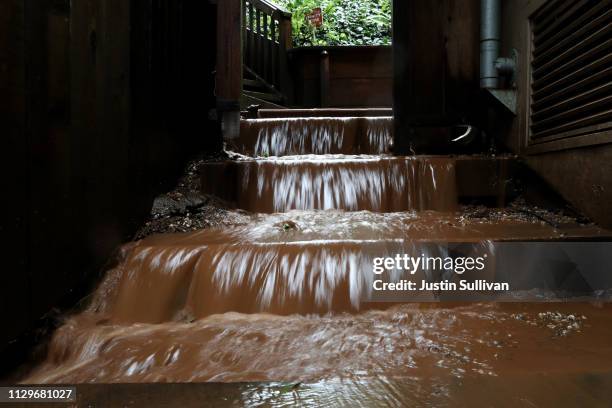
[237,156,457,212]
[239,117,393,156]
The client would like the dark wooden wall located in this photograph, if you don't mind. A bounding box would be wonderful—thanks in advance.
[393,0,481,153]
[1,0,30,356]
[391,0,612,227]
[0,0,218,367]
[497,0,612,228]
[290,46,393,108]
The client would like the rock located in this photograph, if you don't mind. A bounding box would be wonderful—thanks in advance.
[151,192,208,217]
[276,220,299,231]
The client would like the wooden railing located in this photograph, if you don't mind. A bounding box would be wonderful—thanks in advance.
[242,0,292,102]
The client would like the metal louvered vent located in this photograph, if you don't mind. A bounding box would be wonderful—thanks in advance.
[529,0,612,145]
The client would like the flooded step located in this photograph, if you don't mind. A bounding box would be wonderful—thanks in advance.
[201,156,515,213]
[22,207,612,385]
[86,210,608,323]
[235,117,392,156]
[255,108,393,118]
[24,303,612,385]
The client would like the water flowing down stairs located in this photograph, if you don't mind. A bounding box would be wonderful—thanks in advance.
[24,108,612,384]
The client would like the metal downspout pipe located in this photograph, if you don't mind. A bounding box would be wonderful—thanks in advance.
[480,0,517,114]
[480,0,502,89]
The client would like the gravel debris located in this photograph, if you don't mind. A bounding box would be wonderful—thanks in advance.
[460,198,592,227]
[134,154,251,240]
[512,311,587,337]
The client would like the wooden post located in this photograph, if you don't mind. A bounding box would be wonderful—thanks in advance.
[270,17,277,85]
[263,15,269,82]
[278,15,292,105]
[255,8,262,74]
[320,50,330,108]
[393,0,480,154]
[393,0,448,153]
[217,0,242,140]
[248,2,254,68]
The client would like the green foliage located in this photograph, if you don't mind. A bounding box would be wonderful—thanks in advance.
[272,0,392,47]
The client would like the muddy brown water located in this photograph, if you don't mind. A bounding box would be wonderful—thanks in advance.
[237,117,392,156]
[20,117,612,406]
[211,155,458,213]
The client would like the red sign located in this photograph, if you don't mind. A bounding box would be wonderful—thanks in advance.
[306,8,323,27]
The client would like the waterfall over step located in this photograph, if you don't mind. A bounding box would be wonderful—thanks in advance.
[241,155,445,212]
[202,156,458,212]
[237,117,393,156]
[87,210,603,324]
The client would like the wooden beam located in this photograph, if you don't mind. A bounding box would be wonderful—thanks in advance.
[217,4,242,106]
[278,16,293,104]
[216,0,242,139]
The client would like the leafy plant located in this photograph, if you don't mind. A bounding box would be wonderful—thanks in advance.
[272,0,392,47]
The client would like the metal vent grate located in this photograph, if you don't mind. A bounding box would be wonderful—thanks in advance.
[529,0,612,144]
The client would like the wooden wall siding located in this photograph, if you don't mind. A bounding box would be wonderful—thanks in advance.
[498,0,612,228]
[1,0,30,350]
[0,0,218,368]
[290,46,393,108]
[70,0,132,271]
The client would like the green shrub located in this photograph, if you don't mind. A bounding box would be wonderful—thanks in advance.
[272,0,392,47]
